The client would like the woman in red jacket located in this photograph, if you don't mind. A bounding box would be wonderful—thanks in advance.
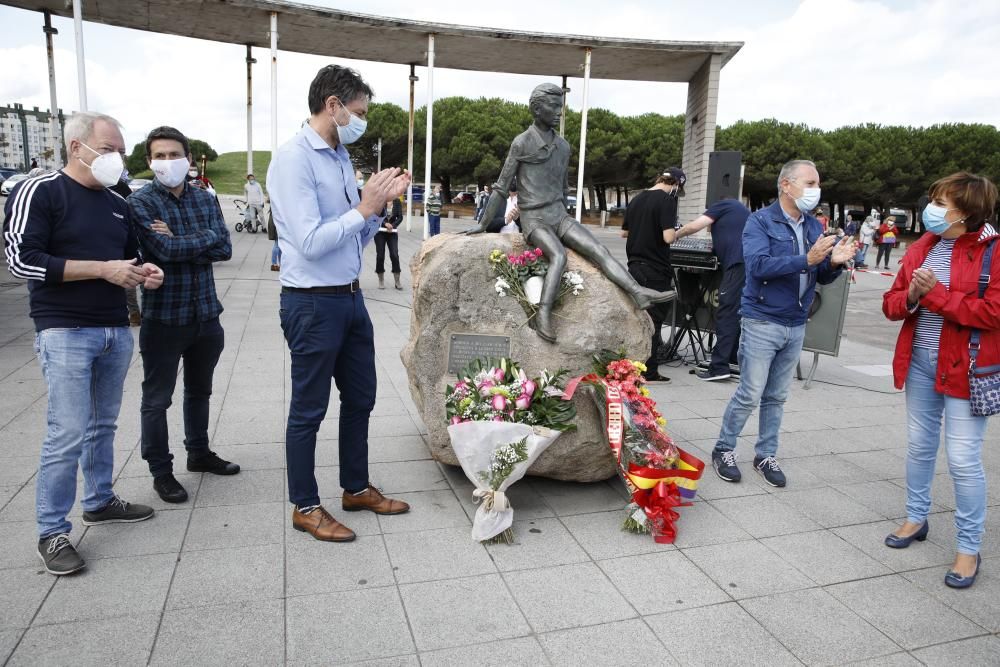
[875,217,899,270]
[882,172,999,589]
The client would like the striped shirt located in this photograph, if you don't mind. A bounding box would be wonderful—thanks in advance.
[913,238,955,349]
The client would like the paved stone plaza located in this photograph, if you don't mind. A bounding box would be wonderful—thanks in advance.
[1,199,999,665]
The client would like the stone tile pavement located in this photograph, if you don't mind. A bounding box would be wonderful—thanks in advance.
[1,199,999,665]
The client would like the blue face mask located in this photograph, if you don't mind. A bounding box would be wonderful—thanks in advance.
[335,103,367,145]
[923,203,961,235]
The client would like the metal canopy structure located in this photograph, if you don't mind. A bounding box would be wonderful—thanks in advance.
[1,0,742,232]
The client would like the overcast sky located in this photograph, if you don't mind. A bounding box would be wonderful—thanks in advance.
[0,0,997,154]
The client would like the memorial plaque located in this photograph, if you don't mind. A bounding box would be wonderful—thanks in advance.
[447,333,511,374]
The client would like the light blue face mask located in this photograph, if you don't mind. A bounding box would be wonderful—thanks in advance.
[335,104,367,145]
[923,203,962,235]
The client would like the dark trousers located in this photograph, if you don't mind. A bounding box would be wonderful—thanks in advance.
[709,264,745,375]
[628,262,673,369]
[876,243,894,268]
[428,214,441,236]
[374,231,401,274]
[139,317,225,477]
[279,290,376,506]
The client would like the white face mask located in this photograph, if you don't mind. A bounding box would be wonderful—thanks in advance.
[79,143,124,188]
[151,158,193,188]
[791,185,821,213]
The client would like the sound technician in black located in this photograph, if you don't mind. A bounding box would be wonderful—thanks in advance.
[674,197,752,381]
[621,168,685,382]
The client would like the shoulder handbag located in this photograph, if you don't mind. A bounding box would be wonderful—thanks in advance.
[968,239,1000,416]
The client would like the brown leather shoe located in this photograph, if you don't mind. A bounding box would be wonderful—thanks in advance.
[342,485,410,515]
[291,506,356,542]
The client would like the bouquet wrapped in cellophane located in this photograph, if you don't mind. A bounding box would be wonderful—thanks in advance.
[446,357,576,543]
[563,349,704,543]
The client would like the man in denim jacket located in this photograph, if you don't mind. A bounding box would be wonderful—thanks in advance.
[711,159,854,487]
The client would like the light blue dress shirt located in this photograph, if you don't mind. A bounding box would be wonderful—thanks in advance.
[267,124,382,288]
[781,207,808,299]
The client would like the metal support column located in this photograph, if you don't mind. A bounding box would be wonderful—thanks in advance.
[246,44,256,175]
[376,136,382,172]
[423,34,435,240]
[406,64,417,232]
[43,11,62,165]
[269,13,278,158]
[559,75,569,138]
[72,0,87,111]
[574,48,592,222]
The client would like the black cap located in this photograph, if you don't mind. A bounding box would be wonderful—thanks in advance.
[662,167,686,195]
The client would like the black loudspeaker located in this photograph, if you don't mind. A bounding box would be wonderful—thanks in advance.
[705,151,742,206]
[672,269,722,333]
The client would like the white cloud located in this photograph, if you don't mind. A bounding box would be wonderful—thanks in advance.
[0,0,996,155]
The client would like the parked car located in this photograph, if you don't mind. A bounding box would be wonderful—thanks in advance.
[452,192,475,204]
[408,185,424,203]
[128,178,152,193]
[0,167,18,182]
[1,173,28,196]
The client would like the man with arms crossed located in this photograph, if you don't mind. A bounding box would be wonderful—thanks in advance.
[269,65,412,542]
[711,160,854,487]
[3,112,164,575]
[129,126,238,504]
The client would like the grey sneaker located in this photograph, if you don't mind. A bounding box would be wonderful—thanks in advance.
[754,456,787,487]
[38,534,85,575]
[81,495,154,525]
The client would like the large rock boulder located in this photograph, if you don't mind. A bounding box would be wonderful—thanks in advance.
[401,232,653,482]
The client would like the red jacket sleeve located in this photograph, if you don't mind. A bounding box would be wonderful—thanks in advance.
[883,256,918,321]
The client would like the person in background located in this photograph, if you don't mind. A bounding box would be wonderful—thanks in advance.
[620,168,684,382]
[882,171,999,589]
[475,184,491,221]
[375,194,403,289]
[267,198,281,271]
[244,173,265,229]
[858,215,877,268]
[814,207,830,231]
[877,216,899,270]
[672,197,752,382]
[130,125,238,504]
[426,185,442,236]
[3,111,164,575]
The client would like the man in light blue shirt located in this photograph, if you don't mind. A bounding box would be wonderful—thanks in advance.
[268,64,411,543]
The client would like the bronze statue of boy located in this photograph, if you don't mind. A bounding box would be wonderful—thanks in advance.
[472,83,675,342]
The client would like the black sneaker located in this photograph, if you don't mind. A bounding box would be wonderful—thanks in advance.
[712,450,741,483]
[81,495,155,525]
[696,369,731,382]
[153,473,189,503]
[37,534,85,576]
[754,456,787,487]
[187,451,240,475]
[642,369,670,383]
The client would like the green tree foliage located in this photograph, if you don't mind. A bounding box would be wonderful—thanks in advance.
[345,95,1000,215]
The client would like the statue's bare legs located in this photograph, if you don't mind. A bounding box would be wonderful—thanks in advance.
[560,220,675,309]
[527,219,675,342]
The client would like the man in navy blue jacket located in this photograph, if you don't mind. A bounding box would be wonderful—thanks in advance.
[711,160,854,487]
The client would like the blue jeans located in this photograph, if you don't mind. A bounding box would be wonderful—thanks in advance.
[139,317,225,477]
[715,317,805,459]
[279,290,377,506]
[904,347,987,555]
[34,327,133,538]
[428,214,441,236]
[271,240,281,266]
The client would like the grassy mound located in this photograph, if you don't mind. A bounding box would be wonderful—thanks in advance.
[133,151,272,196]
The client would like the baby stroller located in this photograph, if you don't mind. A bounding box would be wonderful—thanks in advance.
[234,199,265,233]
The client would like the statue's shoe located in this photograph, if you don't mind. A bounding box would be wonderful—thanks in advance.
[533,308,558,343]
[634,288,676,310]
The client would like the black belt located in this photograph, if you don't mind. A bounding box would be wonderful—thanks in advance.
[282,281,359,294]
